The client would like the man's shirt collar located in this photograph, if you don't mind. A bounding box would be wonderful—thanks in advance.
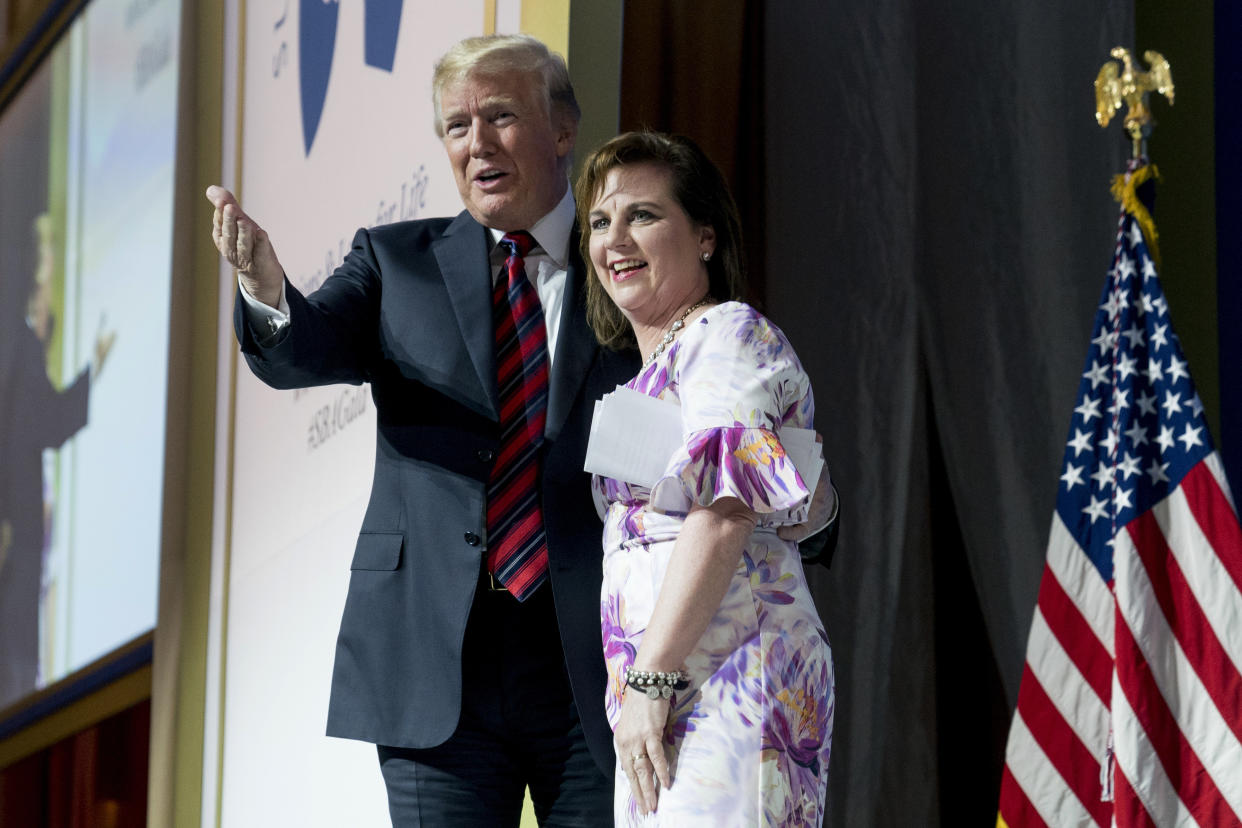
[487,185,575,265]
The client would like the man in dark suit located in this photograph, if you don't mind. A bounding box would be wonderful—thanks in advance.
[210,34,631,826]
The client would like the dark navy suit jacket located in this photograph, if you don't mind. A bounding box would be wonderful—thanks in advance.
[234,210,636,774]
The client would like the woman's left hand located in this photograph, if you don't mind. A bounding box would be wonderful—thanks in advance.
[615,689,672,815]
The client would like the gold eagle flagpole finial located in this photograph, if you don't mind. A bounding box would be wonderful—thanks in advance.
[1095,47,1174,158]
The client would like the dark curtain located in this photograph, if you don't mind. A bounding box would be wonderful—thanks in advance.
[766,2,1134,824]
[620,1,1135,824]
[619,0,767,301]
[1216,0,1242,496]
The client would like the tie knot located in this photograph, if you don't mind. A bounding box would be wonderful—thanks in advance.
[501,231,536,259]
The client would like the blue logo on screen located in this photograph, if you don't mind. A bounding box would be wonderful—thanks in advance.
[283,0,404,156]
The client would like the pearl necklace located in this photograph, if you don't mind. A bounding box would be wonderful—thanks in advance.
[643,295,712,368]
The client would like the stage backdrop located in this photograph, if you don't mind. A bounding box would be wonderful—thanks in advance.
[216,2,482,825]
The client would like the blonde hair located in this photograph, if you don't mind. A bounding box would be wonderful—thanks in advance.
[575,131,747,350]
[432,34,579,137]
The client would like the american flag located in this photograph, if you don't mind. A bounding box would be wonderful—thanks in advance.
[998,161,1242,827]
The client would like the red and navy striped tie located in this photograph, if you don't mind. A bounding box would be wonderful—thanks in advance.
[486,231,549,600]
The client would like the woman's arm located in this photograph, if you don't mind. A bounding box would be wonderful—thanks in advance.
[615,495,756,815]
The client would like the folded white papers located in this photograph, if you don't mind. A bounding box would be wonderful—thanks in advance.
[584,386,823,491]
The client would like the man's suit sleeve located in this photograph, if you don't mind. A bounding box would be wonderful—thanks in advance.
[234,227,386,390]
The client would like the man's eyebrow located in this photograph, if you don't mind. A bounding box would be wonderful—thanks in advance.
[440,96,521,123]
[478,95,521,111]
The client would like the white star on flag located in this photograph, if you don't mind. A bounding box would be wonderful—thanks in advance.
[1081,495,1109,522]
[1092,328,1115,350]
[1178,423,1204,451]
[1167,354,1190,383]
[1151,322,1169,349]
[1124,420,1149,446]
[1117,452,1142,480]
[1116,353,1138,381]
[1083,360,1110,389]
[1109,388,1130,417]
[1068,428,1093,457]
[1101,427,1120,455]
[1075,395,1103,422]
[1145,458,1170,485]
[1156,424,1176,452]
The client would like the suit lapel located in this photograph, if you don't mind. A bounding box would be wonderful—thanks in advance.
[433,212,498,420]
[546,240,597,442]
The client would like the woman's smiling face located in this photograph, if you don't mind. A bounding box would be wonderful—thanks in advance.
[587,162,715,328]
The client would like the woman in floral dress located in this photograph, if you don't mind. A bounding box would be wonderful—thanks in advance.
[576,132,834,826]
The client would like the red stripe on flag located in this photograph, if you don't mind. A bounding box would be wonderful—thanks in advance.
[997,765,1051,828]
[1111,769,1159,828]
[1035,568,1113,705]
[1114,614,1242,827]
[1013,665,1111,826]
[1126,510,1242,746]
[1180,462,1242,593]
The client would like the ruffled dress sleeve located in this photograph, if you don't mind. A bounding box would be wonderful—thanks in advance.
[647,303,815,525]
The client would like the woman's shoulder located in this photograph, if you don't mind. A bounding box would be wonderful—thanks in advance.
[689,301,795,353]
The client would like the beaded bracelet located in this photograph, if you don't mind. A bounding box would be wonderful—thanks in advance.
[623,665,691,700]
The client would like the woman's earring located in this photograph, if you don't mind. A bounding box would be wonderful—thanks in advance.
[701,251,711,262]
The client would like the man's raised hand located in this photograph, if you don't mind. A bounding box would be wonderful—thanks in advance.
[206,185,284,308]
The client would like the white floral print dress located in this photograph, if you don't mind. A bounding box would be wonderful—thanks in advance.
[593,302,835,827]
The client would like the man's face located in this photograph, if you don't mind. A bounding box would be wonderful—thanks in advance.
[438,71,576,232]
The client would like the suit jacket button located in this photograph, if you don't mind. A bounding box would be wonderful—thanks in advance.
[464,532,481,546]
[477,449,495,462]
